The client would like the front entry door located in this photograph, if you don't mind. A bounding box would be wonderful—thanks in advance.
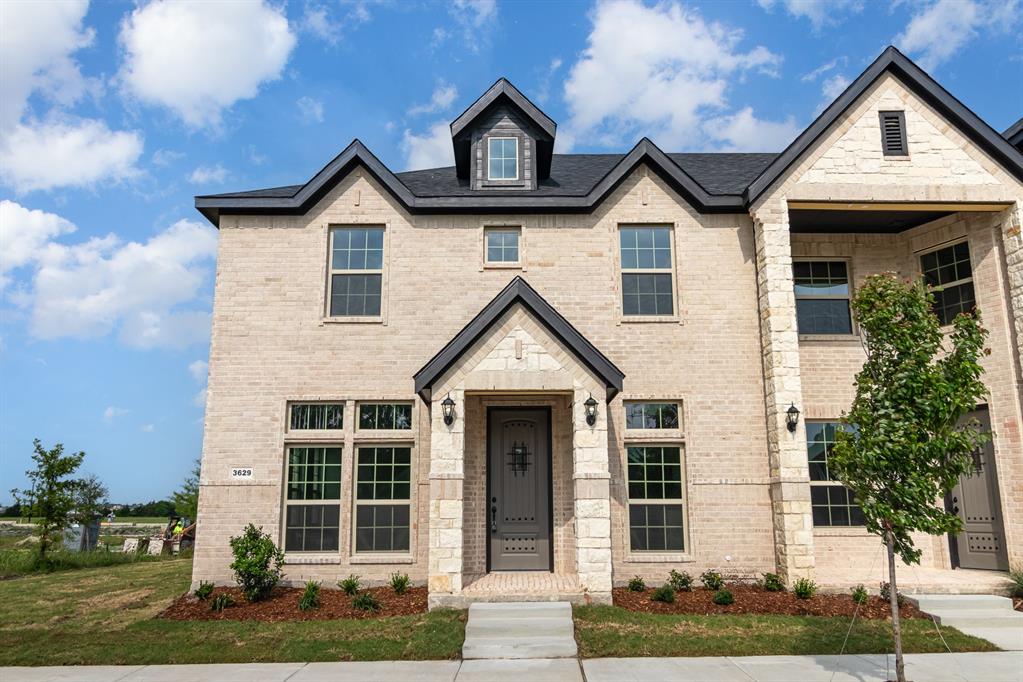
[488,408,552,571]
[949,407,1009,571]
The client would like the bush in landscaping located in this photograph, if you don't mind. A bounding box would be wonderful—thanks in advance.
[298,581,321,611]
[338,574,360,595]
[668,569,693,592]
[389,572,411,595]
[700,570,724,591]
[627,576,646,592]
[352,592,381,611]
[651,585,675,603]
[1009,570,1023,599]
[194,581,214,601]
[879,581,906,606]
[851,584,869,605]
[761,572,784,592]
[210,593,234,612]
[793,578,817,599]
[228,524,284,602]
[712,589,734,606]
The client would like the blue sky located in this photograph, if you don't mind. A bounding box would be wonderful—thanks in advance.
[1,0,1020,504]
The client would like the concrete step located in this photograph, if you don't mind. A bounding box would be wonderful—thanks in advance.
[462,637,578,660]
[462,601,577,660]
[466,617,574,639]
[934,610,1023,629]
[467,601,572,620]
[911,594,1016,613]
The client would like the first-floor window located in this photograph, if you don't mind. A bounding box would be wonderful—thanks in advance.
[284,446,342,551]
[806,422,865,527]
[354,446,411,552]
[626,445,685,551]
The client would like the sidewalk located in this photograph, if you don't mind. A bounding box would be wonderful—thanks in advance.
[4,652,1022,682]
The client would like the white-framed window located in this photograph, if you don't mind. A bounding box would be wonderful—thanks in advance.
[488,137,518,180]
[793,260,853,334]
[806,422,864,527]
[288,403,344,431]
[619,225,675,316]
[484,227,521,264]
[920,241,975,326]
[625,402,680,430]
[626,445,685,552]
[328,226,384,317]
[353,445,411,553]
[284,446,342,552]
[357,403,413,430]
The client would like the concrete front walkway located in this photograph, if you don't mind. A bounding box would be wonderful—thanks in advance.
[5,652,1023,682]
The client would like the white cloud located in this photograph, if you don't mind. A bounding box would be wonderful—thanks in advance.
[6,212,218,349]
[140,423,155,433]
[561,0,786,152]
[894,0,1018,72]
[408,83,458,117]
[188,360,208,383]
[757,0,863,29]
[801,56,847,83]
[402,121,455,171]
[103,406,129,423]
[703,107,801,152]
[117,0,296,129]
[821,74,851,100]
[447,0,499,52]
[301,1,371,46]
[193,387,208,409]
[297,96,325,124]
[151,149,184,167]
[244,144,267,165]
[535,58,563,105]
[0,200,76,290]
[188,165,229,185]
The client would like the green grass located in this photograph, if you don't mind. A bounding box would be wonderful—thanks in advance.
[0,557,465,665]
[0,548,164,578]
[573,605,999,658]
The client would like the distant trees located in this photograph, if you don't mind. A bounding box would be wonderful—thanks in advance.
[171,459,201,521]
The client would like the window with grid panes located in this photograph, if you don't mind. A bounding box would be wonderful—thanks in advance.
[289,403,343,431]
[485,228,520,264]
[354,446,411,552]
[625,402,680,430]
[284,446,342,552]
[488,137,518,180]
[329,227,384,317]
[793,261,853,334]
[920,242,975,326]
[358,403,412,430]
[806,422,865,527]
[620,226,674,316]
[626,446,685,551]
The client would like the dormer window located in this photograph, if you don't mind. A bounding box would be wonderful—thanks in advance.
[488,137,518,180]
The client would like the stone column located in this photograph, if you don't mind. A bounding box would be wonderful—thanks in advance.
[1002,202,1023,399]
[427,388,465,603]
[572,386,613,600]
[997,201,1023,568]
[751,200,815,583]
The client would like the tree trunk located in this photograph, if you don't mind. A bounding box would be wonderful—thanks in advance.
[886,531,906,682]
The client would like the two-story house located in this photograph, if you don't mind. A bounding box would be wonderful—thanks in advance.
[193,47,1023,607]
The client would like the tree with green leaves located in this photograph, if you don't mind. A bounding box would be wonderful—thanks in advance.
[172,458,201,521]
[10,440,86,565]
[830,274,989,682]
[71,474,109,526]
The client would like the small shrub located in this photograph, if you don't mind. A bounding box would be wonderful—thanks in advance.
[194,580,214,601]
[1008,570,1023,599]
[352,592,380,611]
[298,580,321,611]
[793,577,817,599]
[627,576,646,592]
[713,589,734,606]
[879,581,906,606]
[668,569,693,592]
[761,572,784,592]
[651,584,675,603]
[700,570,724,591]
[228,523,285,602]
[389,572,411,595]
[338,574,360,595]
[210,593,234,612]
[851,584,869,605]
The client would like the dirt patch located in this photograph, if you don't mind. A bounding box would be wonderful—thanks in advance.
[83,588,154,611]
[160,585,427,622]
[612,585,929,619]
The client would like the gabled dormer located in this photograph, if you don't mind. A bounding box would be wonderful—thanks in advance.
[450,78,556,191]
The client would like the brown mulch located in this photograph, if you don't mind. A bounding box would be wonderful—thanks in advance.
[613,585,928,620]
[160,585,427,622]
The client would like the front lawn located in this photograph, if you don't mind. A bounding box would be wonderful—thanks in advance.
[574,604,999,658]
[0,557,465,666]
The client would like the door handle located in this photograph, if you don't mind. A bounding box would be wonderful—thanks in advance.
[491,498,498,533]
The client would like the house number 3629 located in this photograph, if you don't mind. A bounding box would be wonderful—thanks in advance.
[231,468,254,479]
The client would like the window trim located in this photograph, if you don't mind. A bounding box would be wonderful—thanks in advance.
[792,258,855,337]
[281,443,344,554]
[351,442,414,555]
[918,239,975,328]
[805,420,865,528]
[483,226,523,268]
[617,224,679,322]
[286,402,345,433]
[324,224,388,324]
[487,136,519,181]
[355,401,415,432]
[624,401,684,432]
[623,443,689,558]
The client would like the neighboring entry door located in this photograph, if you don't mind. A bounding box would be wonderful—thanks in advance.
[488,408,552,571]
[949,407,1009,571]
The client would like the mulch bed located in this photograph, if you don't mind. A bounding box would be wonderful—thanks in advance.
[613,585,928,619]
[160,585,427,622]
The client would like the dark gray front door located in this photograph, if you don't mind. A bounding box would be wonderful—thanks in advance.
[949,407,1009,571]
[488,408,551,571]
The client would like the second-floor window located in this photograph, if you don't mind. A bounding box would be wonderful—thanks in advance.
[329,226,383,317]
[620,226,674,316]
[485,227,520,264]
[921,241,975,326]
[793,261,852,334]
[488,137,518,180]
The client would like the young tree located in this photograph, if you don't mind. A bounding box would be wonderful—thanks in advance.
[71,474,109,526]
[830,274,989,682]
[172,458,201,521]
[10,440,86,564]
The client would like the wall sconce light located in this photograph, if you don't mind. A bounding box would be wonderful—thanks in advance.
[441,394,455,426]
[584,394,598,427]
[786,403,801,432]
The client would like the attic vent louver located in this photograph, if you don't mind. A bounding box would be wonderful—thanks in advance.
[879,111,908,156]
